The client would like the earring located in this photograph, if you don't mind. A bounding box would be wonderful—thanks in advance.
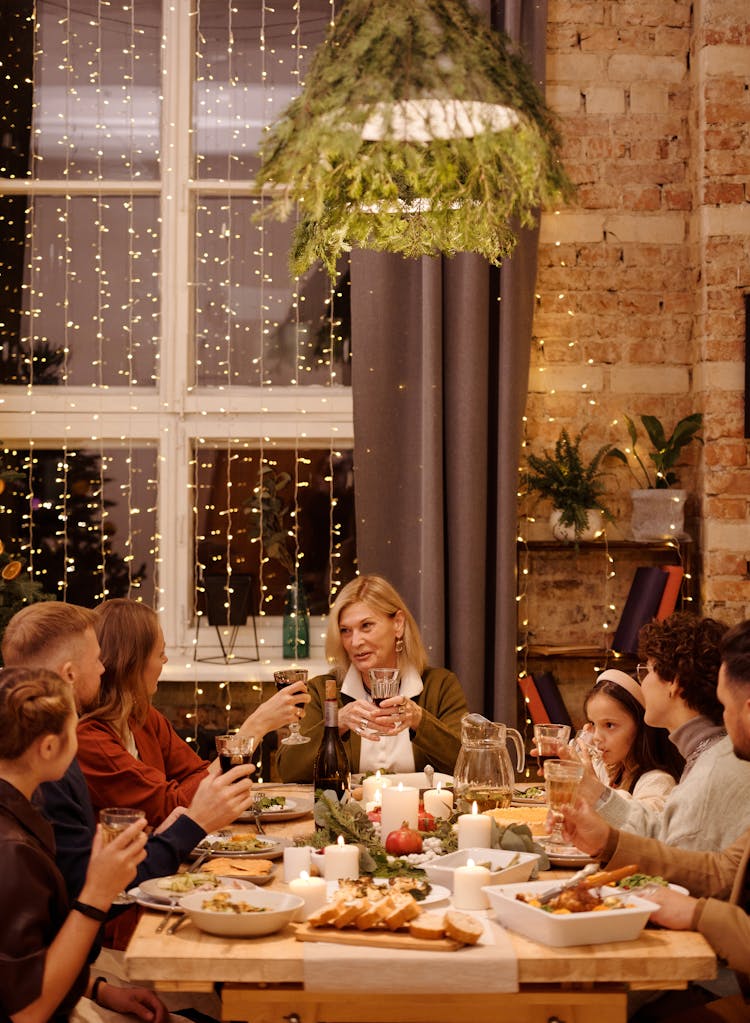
[395,637,404,654]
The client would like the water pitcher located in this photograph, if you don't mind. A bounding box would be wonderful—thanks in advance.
[453,713,525,812]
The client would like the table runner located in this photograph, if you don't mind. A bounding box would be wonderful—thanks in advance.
[302,915,518,992]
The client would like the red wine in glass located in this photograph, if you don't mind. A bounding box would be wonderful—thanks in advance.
[219,752,254,774]
[274,669,310,746]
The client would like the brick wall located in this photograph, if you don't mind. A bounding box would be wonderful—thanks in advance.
[520,0,750,667]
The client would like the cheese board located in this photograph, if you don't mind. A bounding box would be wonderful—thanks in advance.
[292,923,463,952]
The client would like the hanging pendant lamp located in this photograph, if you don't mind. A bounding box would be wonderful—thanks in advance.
[257,0,572,278]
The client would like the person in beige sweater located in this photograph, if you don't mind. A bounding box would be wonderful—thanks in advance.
[560,618,750,1021]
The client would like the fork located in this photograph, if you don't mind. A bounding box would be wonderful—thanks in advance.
[250,793,266,836]
[155,896,181,934]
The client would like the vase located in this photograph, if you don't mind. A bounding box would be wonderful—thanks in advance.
[549,508,604,542]
[630,489,687,541]
[283,577,310,659]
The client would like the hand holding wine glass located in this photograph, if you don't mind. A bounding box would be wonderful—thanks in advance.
[274,669,310,746]
[543,760,584,845]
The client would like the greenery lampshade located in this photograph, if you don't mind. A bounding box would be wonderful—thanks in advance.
[257,0,572,277]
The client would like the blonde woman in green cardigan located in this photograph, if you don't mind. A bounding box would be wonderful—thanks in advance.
[277,575,468,781]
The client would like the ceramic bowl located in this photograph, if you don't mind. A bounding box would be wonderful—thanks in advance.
[424,848,539,891]
[483,880,658,947]
[179,886,304,937]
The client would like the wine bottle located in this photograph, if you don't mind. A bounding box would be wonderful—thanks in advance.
[313,678,351,802]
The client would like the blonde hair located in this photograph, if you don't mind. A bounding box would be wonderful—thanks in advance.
[0,666,75,759]
[87,599,160,731]
[2,602,97,670]
[325,575,428,674]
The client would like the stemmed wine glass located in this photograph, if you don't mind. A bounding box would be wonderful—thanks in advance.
[274,668,310,746]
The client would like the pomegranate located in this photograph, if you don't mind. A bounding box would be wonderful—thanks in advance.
[418,808,436,832]
[384,821,423,855]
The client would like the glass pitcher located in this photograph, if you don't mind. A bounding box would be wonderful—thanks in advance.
[453,713,525,812]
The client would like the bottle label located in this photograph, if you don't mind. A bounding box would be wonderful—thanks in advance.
[324,699,338,728]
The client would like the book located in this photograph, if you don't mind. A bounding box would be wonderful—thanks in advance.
[656,564,685,620]
[533,671,573,728]
[517,674,550,725]
[612,565,669,656]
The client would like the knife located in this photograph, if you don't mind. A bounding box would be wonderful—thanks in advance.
[538,862,639,905]
[537,862,601,904]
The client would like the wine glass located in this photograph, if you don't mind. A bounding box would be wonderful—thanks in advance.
[99,807,146,904]
[368,667,400,705]
[543,760,584,845]
[215,732,255,774]
[533,722,571,776]
[274,668,310,746]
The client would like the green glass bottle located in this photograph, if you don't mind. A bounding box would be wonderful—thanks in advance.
[282,577,310,659]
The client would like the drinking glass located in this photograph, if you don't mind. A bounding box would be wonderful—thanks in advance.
[215,732,255,773]
[274,669,310,746]
[543,760,584,845]
[99,807,147,904]
[368,667,400,705]
[533,722,571,775]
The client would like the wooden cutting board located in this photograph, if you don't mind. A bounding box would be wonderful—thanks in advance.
[292,923,463,952]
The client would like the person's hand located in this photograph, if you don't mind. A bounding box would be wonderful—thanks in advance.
[338,698,383,741]
[557,796,611,857]
[185,762,255,833]
[80,819,148,909]
[240,680,311,738]
[96,981,170,1023]
[639,887,699,931]
[154,805,188,833]
[379,695,422,734]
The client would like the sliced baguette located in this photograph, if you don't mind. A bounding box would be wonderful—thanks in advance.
[354,895,395,930]
[383,894,421,931]
[333,898,369,929]
[306,901,342,928]
[408,912,447,940]
[444,910,484,946]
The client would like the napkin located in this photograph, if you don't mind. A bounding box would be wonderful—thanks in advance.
[302,915,518,993]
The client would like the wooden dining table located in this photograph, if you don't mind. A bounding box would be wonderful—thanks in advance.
[124,784,717,1023]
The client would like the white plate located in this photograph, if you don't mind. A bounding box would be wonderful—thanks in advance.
[193,832,285,859]
[325,879,451,907]
[424,848,540,891]
[511,783,547,806]
[131,886,184,913]
[138,875,258,905]
[484,881,658,947]
[236,796,314,823]
[539,843,598,868]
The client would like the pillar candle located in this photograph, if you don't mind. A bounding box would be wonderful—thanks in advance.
[361,771,391,805]
[288,871,328,918]
[457,801,492,850]
[323,835,360,882]
[452,858,491,910]
[423,783,454,819]
[379,783,419,844]
[283,844,312,883]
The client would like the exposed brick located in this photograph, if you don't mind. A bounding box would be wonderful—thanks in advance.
[629,83,671,113]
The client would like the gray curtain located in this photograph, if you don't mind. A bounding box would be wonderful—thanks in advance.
[350,0,546,724]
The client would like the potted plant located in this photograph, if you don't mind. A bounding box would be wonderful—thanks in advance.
[608,413,703,541]
[525,429,614,541]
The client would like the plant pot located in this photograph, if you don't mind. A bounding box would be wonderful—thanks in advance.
[630,489,687,541]
[549,508,604,542]
[204,574,254,627]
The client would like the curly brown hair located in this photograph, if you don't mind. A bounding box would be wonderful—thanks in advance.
[638,612,729,725]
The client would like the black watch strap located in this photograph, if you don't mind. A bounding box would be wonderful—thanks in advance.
[91,976,107,1006]
[72,899,108,923]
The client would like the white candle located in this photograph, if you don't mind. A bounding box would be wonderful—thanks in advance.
[453,857,491,910]
[379,783,419,844]
[288,870,328,918]
[423,783,454,819]
[361,771,391,805]
[323,835,360,882]
[457,801,492,850]
[283,844,312,883]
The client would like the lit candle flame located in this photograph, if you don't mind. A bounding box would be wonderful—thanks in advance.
[337,834,345,847]
[299,870,310,881]
[471,800,479,815]
[466,858,476,869]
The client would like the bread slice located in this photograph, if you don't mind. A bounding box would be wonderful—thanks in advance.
[332,898,369,929]
[306,900,343,928]
[354,895,395,930]
[383,894,421,931]
[408,912,447,940]
[444,910,484,946]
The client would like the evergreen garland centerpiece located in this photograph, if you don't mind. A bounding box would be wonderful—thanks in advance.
[257,0,572,277]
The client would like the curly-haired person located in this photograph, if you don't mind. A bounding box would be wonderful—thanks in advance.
[593,612,750,851]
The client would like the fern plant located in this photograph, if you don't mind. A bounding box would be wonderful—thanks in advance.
[526,429,614,538]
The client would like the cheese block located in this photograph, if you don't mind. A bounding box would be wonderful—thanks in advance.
[484,805,548,836]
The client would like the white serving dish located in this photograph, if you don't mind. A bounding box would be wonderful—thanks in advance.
[179,887,304,938]
[424,848,539,891]
[383,771,453,789]
[484,880,658,947]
